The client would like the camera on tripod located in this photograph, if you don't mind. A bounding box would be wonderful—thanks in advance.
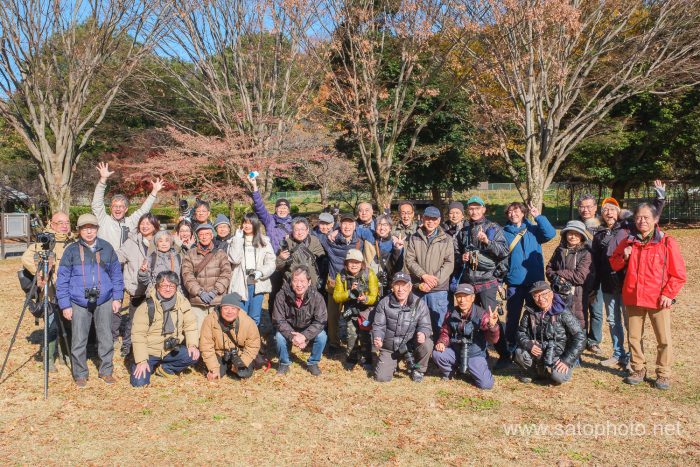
[222,347,246,369]
[36,232,56,251]
[84,287,100,304]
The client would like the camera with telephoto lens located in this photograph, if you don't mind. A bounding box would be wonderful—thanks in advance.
[376,270,388,288]
[451,320,475,375]
[396,343,419,371]
[163,336,179,351]
[36,232,55,251]
[540,340,557,369]
[552,276,574,296]
[84,287,100,304]
[222,348,246,369]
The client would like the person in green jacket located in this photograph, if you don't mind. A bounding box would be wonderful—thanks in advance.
[333,249,379,370]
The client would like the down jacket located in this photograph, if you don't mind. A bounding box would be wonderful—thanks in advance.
[251,191,292,253]
[272,282,327,341]
[199,310,261,372]
[404,227,454,291]
[181,245,232,306]
[516,293,585,368]
[371,292,432,352]
[228,233,276,300]
[130,290,198,364]
[276,234,326,287]
[56,238,124,310]
[610,227,686,310]
[545,240,594,328]
[137,248,182,295]
[437,304,500,359]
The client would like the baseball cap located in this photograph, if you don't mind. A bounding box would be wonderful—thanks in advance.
[195,223,214,233]
[423,206,441,219]
[339,213,355,222]
[529,281,552,295]
[318,212,334,224]
[391,271,412,285]
[77,213,99,228]
[345,249,363,262]
[466,196,485,206]
[454,283,475,296]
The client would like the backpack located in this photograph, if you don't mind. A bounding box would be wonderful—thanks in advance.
[288,241,320,288]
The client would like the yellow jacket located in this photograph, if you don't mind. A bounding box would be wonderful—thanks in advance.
[333,268,379,306]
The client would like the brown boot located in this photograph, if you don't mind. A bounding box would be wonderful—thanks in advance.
[624,368,646,385]
[654,377,671,390]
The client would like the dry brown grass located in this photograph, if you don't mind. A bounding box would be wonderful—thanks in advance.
[0,229,698,465]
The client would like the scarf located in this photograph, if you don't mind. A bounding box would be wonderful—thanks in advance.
[157,291,177,335]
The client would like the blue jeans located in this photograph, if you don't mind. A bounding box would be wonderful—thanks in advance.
[587,287,604,346]
[416,290,449,338]
[240,284,264,326]
[130,345,197,387]
[603,292,628,362]
[275,330,327,366]
[505,284,533,350]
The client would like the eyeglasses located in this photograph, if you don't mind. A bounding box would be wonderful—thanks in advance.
[158,283,177,290]
[579,205,596,211]
[53,221,70,225]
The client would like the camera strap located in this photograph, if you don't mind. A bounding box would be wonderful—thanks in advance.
[220,318,240,349]
[79,244,101,292]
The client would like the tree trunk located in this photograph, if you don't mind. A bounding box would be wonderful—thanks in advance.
[228,199,237,224]
[374,185,393,213]
[611,180,628,205]
[528,184,545,214]
[430,185,443,210]
[319,185,329,209]
[46,182,72,216]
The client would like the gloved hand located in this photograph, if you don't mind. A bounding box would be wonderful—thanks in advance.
[199,290,217,304]
[253,270,263,280]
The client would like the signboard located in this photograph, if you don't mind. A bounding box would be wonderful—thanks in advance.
[3,213,29,237]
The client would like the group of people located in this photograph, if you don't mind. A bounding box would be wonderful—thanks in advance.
[22,164,687,391]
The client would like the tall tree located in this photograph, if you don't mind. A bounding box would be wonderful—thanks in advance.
[158,0,323,197]
[456,0,700,210]
[309,0,470,208]
[0,0,169,213]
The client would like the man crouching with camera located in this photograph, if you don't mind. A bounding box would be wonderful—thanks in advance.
[432,283,500,389]
[56,214,123,388]
[130,272,200,387]
[200,293,261,381]
[372,272,433,383]
[514,281,585,385]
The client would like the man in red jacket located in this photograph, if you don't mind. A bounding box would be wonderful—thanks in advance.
[610,203,686,390]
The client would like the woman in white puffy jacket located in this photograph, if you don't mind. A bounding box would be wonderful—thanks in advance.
[228,213,276,326]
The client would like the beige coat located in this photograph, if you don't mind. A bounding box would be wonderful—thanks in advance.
[199,310,261,373]
[404,227,455,291]
[130,290,198,364]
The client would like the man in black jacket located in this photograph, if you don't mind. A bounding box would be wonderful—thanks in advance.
[272,265,328,376]
[372,272,433,383]
[514,281,585,385]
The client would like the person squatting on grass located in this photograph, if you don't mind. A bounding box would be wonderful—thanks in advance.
[432,283,500,389]
[200,293,261,381]
[130,272,199,387]
[514,281,586,385]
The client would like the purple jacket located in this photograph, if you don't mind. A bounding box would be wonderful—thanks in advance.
[251,191,292,253]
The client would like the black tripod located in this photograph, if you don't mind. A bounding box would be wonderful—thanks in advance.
[0,252,72,399]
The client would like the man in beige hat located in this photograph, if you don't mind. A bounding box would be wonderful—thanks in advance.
[56,213,124,388]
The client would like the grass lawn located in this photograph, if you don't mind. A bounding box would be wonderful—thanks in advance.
[0,229,698,464]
